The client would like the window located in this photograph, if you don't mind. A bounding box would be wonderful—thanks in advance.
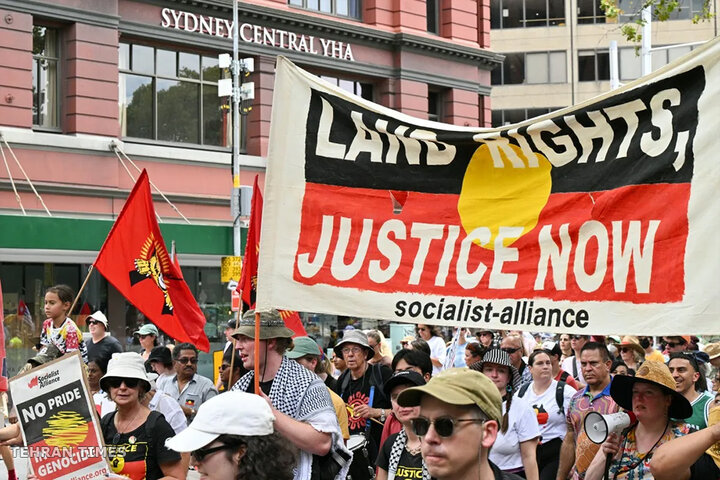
[427,0,440,34]
[615,0,704,21]
[492,51,567,85]
[578,0,607,24]
[619,44,696,81]
[491,107,560,127]
[491,0,566,28]
[428,90,443,122]
[578,50,610,81]
[320,76,374,101]
[289,0,362,19]
[32,26,60,129]
[118,42,236,148]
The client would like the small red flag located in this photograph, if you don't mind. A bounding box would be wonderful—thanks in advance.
[238,175,262,308]
[237,176,305,335]
[94,170,210,351]
[0,281,8,391]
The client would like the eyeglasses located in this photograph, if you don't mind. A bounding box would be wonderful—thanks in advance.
[411,416,485,437]
[416,327,428,332]
[341,347,364,355]
[106,378,140,389]
[501,347,520,354]
[176,357,198,364]
[192,444,236,463]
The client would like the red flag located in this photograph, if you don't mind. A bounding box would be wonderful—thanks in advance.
[94,170,210,351]
[279,310,307,338]
[238,175,262,307]
[0,282,8,391]
[237,176,305,334]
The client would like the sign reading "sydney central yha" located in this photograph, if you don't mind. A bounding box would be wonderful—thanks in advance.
[160,8,355,61]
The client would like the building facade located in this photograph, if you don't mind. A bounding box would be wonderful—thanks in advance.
[490,0,719,126]
[0,0,498,375]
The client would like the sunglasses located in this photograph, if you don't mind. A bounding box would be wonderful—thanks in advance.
[192,444,235,463]
[176,357,198,364]
[106,378,140,389]
[619,347,631,353]
[88,320,102,325]
[501,347,520,354]
[664,341,684,348]
[416,327,428,332]
[411,416,485,437]
[571,335,586,340]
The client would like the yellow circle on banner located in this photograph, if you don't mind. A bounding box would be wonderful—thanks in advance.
[458,143,552,250]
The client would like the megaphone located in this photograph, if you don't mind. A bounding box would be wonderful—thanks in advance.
[584,411,637,444]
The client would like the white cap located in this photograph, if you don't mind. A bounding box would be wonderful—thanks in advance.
[88,311,108,329]
[165,392,275,452]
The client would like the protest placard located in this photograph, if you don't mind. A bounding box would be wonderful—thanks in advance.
[10,352,111,480]
[257,38,720,335]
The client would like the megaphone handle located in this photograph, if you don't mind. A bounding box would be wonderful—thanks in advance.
[604,453,613,480]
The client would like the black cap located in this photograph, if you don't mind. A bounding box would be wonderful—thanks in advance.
[383,370,426,397]
[147,346,172,365]
[225,318,237,330]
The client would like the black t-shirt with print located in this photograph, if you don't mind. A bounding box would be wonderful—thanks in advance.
[335,364,392,460]
[376,433,424,480]
[85,336,123,364]
[102,411,180,480]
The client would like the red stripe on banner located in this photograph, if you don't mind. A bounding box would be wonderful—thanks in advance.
[293,182,689,303]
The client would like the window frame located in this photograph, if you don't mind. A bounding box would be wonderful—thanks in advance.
[491,0,566,29]
[577,0,607,24]
[118,41,241,151]
[577,49,610,82]
[491,107,562,127]
[492,51,567,86]
[288,0,362,20]
[32,24,61,131]
[427,0,441,34]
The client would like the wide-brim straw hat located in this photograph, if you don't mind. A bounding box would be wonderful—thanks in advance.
[613,336,646,357]
[232,309,295,340]
[610,361,692,419]
[705,342,720,361]
[333,330,374,361]
[468,348,522,392]
[100,352,152,393]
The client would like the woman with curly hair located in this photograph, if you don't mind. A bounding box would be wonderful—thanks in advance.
[166,391,297,480]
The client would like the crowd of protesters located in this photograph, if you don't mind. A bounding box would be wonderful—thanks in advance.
[2,284,720,480]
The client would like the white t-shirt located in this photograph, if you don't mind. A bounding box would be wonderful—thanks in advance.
[519,380,577,443]
[488,395,540,471]
[427,335,447,375]
[561,356,586,385]
[149,390,187,434]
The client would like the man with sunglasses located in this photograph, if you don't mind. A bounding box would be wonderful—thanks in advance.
[159,342,217,424]
[84,310,122,364]
[560,335,589,388]
[663,335,691,357]
[668,352,714,430]
[397,367,523,480]
[501,335,531,386]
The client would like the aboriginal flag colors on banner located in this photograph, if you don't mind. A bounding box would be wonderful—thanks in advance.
[257,39,720,335]
[237,176,307,337]
[94,171,210,351]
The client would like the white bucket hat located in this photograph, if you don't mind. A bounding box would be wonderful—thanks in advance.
[165,392,275,452]
[99,352,152,393]
[88,311,108,329]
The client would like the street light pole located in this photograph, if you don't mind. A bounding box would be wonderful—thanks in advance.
[231,0,241,257]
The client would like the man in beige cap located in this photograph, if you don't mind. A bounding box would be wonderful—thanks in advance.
[397,367,523,480]
[230,309,351,480]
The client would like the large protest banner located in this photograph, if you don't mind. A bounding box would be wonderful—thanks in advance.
[257,38,720,335]
[10,352,111,480]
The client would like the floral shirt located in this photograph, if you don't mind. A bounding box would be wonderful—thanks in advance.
[609,420,692,480]
[41,317,88,363]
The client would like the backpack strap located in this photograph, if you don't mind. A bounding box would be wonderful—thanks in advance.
[338,369,351,399]
[559,370,570,383]
[369,364,388,404]
[517,382,531,398]
[555,380,566,413]
[572,357,578,379]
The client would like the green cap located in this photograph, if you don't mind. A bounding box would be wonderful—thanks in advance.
[134,324,159,336]
[285,336,323,359]
[397,367,503,424]
[232,309,295,340]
